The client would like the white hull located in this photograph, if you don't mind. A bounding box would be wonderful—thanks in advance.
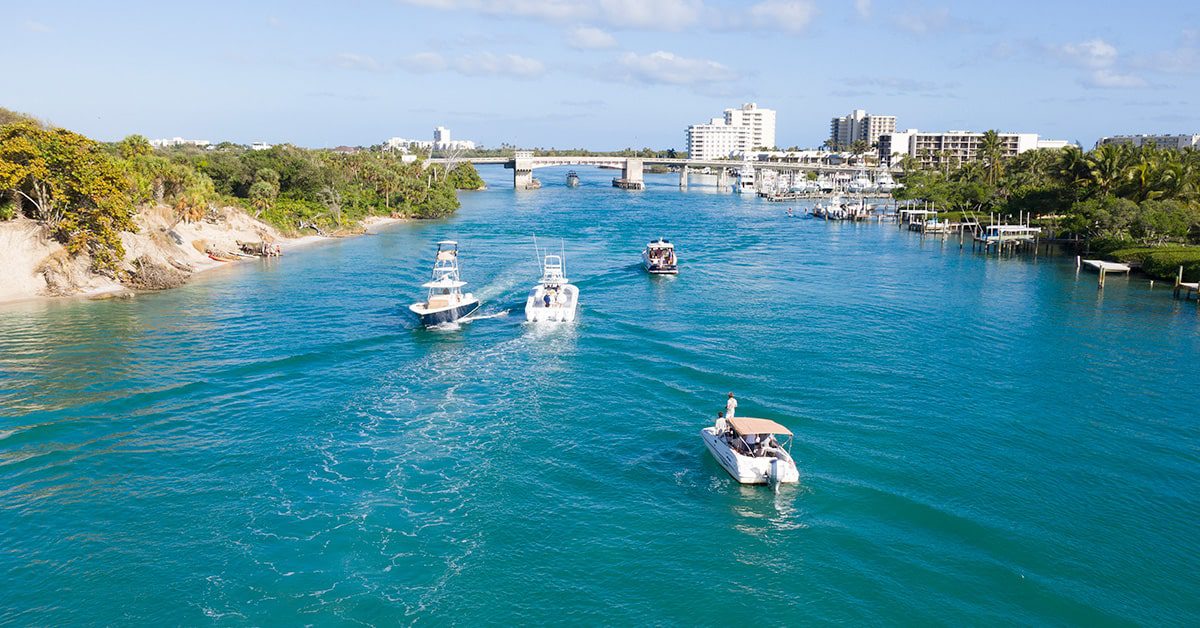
[701,427,799,485]
[525,284,578,322]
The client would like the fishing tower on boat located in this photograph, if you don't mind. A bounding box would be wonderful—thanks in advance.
[409,240,480,326]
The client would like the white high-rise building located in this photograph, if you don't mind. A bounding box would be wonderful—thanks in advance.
[434,126,451,144]
[723,103,776,151]
[830,109,897,149]
[1095,134,1200,150]
[686,103,776,160]
[686,118,750,161]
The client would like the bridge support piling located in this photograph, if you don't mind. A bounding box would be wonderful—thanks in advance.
[717,168,730,191]
[510,150,536,189]
[679,165,688,188]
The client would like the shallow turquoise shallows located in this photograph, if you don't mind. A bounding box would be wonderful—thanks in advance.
[2,167,1198,625]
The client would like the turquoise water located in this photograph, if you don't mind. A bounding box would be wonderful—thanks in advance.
[2,167,1198,624]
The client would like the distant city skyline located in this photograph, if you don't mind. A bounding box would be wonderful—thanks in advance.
[7,1,1200,149]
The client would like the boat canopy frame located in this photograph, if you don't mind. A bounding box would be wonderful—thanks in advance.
[728,417,793,436]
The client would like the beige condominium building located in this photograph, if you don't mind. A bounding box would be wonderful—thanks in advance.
[830,109,897,149]
[879,130,1070,167]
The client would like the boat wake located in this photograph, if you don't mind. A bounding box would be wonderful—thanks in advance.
[458,309,509,323]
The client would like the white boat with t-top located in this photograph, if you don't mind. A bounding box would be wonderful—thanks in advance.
[409,240,480,327]
[701,416,800,485]
[642,238,678,275]
[525,242,578,323]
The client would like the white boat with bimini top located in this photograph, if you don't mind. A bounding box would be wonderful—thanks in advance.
[525,240,578,323]
[642,238,678,275]
[409,240,481,327]
[701,416,800,485]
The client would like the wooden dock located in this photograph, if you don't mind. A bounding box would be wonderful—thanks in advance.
[1081,259,1131,273]
[1077,257,1131,289]
[1174,265,1199,301]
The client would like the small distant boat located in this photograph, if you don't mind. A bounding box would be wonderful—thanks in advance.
[701,416,800,485]
[566,171,580,187]
[525,241,578,323]
[642,238,678,275]
[409,240,480,327]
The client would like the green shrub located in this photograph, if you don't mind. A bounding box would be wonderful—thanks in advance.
[1108,246,1200,282]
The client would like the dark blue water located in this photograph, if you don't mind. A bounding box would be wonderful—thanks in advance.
[2,167,1198,624]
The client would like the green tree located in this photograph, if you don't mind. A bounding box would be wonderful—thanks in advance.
[117,134,152,160]
[0,122,135,272]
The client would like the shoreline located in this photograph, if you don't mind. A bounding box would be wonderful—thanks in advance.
[0,214,410,308]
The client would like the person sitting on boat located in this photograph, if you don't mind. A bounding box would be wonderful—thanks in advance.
[744,432,760,454]
[725,392,737,419]
[543,293,552,307]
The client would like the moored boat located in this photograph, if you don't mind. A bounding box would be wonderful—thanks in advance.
[701,416,800,485]
[409,240,480,327]
[642,238,678,275]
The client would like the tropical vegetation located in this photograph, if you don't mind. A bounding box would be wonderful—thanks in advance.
[0,107,482,274]
[894,131,1200,280]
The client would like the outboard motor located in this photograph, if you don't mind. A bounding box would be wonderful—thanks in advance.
[768,458,781,493]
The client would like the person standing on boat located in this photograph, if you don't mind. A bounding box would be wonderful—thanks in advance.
[725,392,737,419]
[715,411,729,435]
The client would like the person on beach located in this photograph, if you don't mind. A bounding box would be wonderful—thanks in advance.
[725,392,737,419]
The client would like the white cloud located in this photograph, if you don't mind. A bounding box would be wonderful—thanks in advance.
[747,0,817,33]
[333,52,383,72]
[617,50,737,85]
[1058,38,1118,69]
[399,52,449,73]
[595,0,702,30]
[1134,30,1200,75]
[399,0,811,33]
[568,26,616,49]
[1087,68,1146,89]
[897,8,951,34]
[23,20,51,33]
[854,0,872,19]
[454,52,546,78]
[1054,38,1146,89]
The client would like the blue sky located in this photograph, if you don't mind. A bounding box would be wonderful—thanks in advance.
[5,0,1198,149]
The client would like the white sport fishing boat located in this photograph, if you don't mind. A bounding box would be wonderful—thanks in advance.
[701,416,800,485]
[846,171,874,194]
[642,238,678,275]
[409,240,480,327]
[734,163,756,194]
[525,241,578,323]
[875,170,899,193]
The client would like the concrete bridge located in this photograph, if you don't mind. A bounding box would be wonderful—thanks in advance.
[428,151,888,190]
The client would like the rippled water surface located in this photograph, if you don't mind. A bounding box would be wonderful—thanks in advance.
[2,167,1198,624]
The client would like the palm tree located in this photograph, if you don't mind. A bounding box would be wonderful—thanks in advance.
[978,129,1005,186]
[1086,144,1130,197]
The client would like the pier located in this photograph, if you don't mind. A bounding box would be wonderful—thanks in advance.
[1173,266,1199,301]
[1078,258,1131,289]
